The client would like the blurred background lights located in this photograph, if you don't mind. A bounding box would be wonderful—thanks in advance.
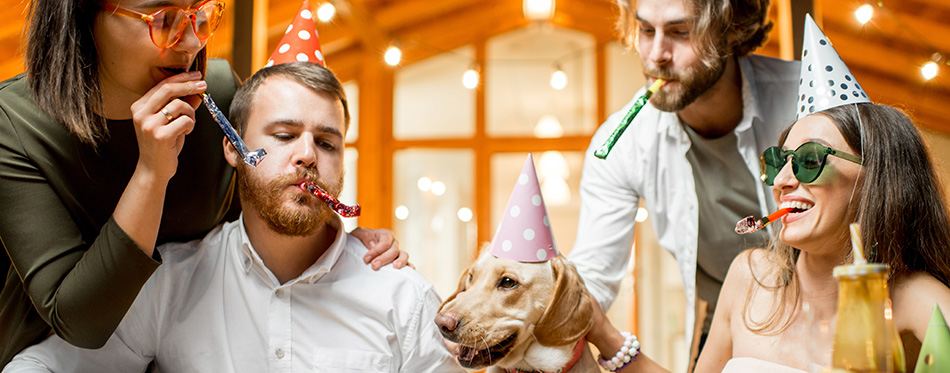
[457,207,473,222]
[539,151,570,179]
[384,45,402,66]
[417,176,432,192]
[854,4,873,25]
[431,181,446,196]
[922,61,938,80]
[550,68,567,90]
[635,207,649,222]
[395,205,409,220]
[541,177,570,206]
[316,2,335,22]
[462,68,480,89]
[533,115,564,138]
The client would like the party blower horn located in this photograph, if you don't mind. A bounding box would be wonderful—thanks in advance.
[594,79,664,159]
[735,208,792,235]
[201,93,266,167]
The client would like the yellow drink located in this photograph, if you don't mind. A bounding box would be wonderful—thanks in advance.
[831,263,905,372]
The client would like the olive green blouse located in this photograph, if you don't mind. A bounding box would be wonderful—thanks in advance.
[0,59,240,365]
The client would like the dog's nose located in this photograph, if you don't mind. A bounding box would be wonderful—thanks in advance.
[435,312,460,335]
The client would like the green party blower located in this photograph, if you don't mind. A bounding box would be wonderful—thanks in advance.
[594,78,664,159]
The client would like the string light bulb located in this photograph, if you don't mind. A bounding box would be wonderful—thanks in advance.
[384,44,402,66]
[462,66,480,89]
[316,2,336,22]
[922,61,938,80]
[550,65,567,90]
[854,4,874,25]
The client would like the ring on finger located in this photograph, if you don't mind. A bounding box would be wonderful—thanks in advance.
[160,108,174,122]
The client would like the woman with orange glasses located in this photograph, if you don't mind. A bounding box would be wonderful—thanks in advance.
[0,1,401,365]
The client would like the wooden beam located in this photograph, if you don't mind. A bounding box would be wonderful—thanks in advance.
[231,0,269,79]
[474,40,491,250]
[790,0,815,61]
[355,47,395,230]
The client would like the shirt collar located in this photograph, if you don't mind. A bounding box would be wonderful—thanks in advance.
[237,213,348,286]
[735,56,762,134]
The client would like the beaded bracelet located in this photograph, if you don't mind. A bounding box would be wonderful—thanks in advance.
[597,331,640,372]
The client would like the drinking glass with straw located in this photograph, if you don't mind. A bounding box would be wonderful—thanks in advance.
[829,223,906,372]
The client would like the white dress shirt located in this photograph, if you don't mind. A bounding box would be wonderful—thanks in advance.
[6,215,462,373]
[567,55,800,359]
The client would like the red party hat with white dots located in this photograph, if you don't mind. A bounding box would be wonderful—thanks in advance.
[796,14,870,120]
[266,0,325,67]
[489,154,559,263]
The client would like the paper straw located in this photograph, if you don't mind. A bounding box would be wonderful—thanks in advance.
[849,223,867,264]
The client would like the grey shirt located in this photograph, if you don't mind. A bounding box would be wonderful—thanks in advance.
[683,122,769,333]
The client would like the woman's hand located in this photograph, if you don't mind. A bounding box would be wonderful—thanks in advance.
[351,227,412,270]
[129,71,207,183]
[114,72,207,255]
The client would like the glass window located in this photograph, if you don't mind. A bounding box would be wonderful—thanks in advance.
[394,46,475,139]
[343,81,359,143]
[341,148,358,232]
[490,151,583,255]
[486,27,596,138]
[392,149,476,297]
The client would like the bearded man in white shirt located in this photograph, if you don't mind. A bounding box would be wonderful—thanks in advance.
[6,62,462,373]
[575,0,801,368]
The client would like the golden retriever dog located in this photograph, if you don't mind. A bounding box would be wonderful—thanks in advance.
[435,251,597,372]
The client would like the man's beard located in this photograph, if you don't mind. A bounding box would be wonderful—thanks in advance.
[238,165,343,237]
[644,55,727,112]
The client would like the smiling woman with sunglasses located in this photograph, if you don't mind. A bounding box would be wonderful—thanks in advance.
[695,103,950,372]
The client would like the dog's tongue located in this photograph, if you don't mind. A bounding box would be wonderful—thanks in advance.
[458,345,477,361]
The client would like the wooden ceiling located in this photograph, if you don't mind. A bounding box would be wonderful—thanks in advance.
[2,0,948,133]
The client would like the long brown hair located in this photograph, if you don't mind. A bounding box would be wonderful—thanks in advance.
[614,0,773,68]
[745,103,950,334]
[25,0,208,148]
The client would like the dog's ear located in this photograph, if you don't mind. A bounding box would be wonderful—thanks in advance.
[439,266,472,311]
[534,256,595,346]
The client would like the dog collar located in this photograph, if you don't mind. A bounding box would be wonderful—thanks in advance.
[506,338,586,373]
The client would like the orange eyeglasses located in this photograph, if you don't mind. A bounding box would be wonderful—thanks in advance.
[102,0,226,49]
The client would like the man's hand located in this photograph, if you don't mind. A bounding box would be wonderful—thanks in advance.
[351,227,413,270]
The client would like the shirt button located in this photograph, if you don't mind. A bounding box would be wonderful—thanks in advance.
[275,289,284,298]
[276,348,285,359]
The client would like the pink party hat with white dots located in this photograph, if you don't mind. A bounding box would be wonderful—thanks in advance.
[266,0,326,67]
[796,14,870,120]
[489,154,559,263]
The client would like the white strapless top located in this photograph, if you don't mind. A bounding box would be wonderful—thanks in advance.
[721,357,811,372]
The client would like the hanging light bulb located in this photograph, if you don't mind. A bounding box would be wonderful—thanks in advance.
[550,65,567,90]
[462,67,480,89]
[395,205,409,220]
[533,115,564,138]
[384,44,402,66]
[317,2,336,22]
[854,4,874,25]
[523,0,555,21]
[922,61,938,80]
[457,207,474,223]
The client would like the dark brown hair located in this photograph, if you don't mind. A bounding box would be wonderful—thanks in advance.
[615,0,773,67]
[25,0,207,148]
[229,62,350,135]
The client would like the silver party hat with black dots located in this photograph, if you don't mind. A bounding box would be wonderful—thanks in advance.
[796,14,871,120]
